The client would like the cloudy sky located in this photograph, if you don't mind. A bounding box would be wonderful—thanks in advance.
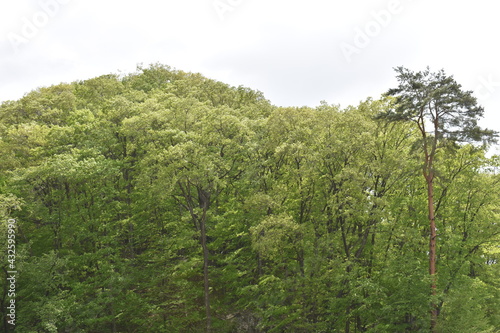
[1,0,499,152]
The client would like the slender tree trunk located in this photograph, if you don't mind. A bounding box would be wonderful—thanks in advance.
[200,214,211,332]
[422,117,438,332]
[345,308,350,333]
[198,187,212,332]
[426,174,438,332]
[178,183,213,332]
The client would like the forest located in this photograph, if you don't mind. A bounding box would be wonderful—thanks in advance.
[0,64,499,332]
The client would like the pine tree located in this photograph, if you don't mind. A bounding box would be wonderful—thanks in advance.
[379,66,498,331]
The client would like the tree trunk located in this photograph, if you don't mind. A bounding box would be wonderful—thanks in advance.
[200,214,211,332]
[426,175,438,332]
[178,182,213,332]
[198,188,212,332]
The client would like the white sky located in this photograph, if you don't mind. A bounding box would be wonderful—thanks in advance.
[1,0,499,153]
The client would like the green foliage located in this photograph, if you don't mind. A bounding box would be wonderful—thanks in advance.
[250,214,302,260]
[0,64,498,332]
[382,66,497,144]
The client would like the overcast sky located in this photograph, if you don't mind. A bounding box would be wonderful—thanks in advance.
[1,0,499,153]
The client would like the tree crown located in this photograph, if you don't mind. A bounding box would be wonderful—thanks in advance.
[381,66,498,145]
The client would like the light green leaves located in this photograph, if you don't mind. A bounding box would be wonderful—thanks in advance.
[250,214,302,260]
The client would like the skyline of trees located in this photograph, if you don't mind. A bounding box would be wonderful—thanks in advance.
[1,64,499,332]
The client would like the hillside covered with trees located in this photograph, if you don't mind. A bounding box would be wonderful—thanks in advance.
[1,64,499,332]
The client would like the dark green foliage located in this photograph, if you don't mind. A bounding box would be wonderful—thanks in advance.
[382,66,497,144]
[0,65,499,332]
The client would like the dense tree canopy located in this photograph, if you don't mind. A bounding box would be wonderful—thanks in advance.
[1,64,499,332]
